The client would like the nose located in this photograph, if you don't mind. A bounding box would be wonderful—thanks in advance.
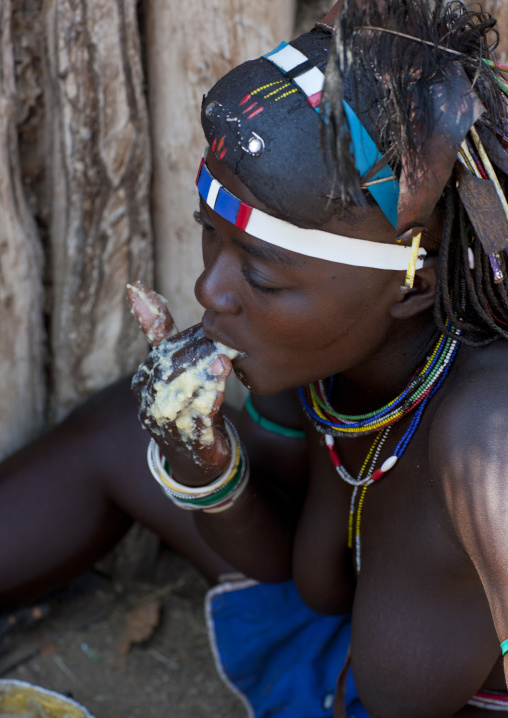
[194,252,241,315]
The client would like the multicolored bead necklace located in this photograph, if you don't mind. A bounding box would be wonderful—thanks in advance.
[299,325,459,437]
[299,322,460,573]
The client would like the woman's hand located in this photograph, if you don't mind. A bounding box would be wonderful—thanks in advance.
[127,281,236,484]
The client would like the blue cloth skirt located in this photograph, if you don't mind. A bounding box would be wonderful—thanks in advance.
[205,578,369,718]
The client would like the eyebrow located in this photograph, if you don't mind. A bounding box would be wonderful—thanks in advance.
[198,198,301,268]
[232,237,299,267]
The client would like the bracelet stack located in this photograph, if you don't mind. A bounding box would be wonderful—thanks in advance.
[147,417,249,513]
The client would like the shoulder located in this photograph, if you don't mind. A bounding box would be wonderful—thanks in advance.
[428,342,508,623]
[429,340,508,535]
[430,341,508,465]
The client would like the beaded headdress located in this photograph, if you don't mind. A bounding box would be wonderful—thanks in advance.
[201,1,508,343]
[200,18,482,285]
[200,30,413,273]
[201,29,379,240]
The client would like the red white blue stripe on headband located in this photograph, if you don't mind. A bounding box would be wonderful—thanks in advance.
[196,158,426,271]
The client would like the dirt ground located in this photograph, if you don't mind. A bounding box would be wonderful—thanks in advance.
[0,545,246,718]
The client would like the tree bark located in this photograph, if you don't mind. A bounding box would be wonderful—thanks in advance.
[43,0,154,421]
[0,0,45,460]
[0,0,328,458]
[487,0,508,64]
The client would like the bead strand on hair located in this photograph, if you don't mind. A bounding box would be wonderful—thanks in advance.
[434,178,508,346]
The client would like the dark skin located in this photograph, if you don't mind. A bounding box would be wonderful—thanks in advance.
[127,148,508,717]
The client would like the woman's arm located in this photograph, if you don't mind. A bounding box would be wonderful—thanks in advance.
[129,283,310,583]
[195,391,309,582]
[432,367,508,686]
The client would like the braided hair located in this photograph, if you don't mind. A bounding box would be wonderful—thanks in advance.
[323,0,508,346]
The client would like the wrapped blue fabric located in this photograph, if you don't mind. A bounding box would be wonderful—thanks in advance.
[206,578,369,718]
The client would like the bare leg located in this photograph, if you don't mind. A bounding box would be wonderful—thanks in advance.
[0,378,232,609]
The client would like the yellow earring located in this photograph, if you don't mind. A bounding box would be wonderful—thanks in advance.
[400,230,422,294]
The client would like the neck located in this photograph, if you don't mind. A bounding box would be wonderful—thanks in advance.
[330,313,439,416]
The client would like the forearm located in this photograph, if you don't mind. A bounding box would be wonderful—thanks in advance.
[194,470,297,582]
[152,394,308,583]
[160,427,300,583]
[183,398,307,582]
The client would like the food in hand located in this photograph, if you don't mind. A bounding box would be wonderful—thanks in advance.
[126,282,176,345]
[135,334,238,447]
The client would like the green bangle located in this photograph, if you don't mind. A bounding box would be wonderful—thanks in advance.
[501,639,508,656]
[164,454,245,507]
[244,394,306,439]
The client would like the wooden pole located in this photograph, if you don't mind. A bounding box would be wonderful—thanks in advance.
[0,0,45,459]
[43,0,154,421]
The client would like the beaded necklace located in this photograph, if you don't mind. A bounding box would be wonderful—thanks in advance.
[299,322,460,573]
[298,325,458,437]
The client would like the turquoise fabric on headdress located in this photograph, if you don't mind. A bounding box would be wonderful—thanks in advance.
[342,100,398,228]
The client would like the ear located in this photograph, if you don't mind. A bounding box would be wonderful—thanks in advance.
[390,256,439,319]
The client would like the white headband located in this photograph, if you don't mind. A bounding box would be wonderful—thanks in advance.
[196,159,426,271]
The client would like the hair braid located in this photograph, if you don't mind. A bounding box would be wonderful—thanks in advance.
[457,203,495,332]
[433,180,508,346]
[433,188,459,340]
[325,0,508,346]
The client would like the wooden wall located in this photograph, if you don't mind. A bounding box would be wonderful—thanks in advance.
[14,0,508,458]
[2,0,336,459]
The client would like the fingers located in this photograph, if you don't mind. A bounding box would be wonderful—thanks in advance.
[208,355,233,416]
[129,300,235,474]
[196,420,231,472]
[209,390,226,417]
[209,354,233,382]
[127,281,176,346]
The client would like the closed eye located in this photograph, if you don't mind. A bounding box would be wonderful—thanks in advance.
[241,267,281,294]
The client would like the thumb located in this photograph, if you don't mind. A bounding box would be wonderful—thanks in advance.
[209,354,233,382]
[127,281,177,346]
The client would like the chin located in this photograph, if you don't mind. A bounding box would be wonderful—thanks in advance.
[233,361,301,396]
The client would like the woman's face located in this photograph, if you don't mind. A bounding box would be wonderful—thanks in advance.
[194,151,406,395]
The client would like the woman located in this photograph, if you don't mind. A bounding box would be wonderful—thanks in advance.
[128,0,508,714]
[2,0,508,715]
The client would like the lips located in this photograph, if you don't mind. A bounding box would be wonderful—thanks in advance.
[201,319,247,362]
[215,339,248,364]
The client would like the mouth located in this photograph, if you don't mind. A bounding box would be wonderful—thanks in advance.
[217,342,249,364]
[202,327,248,364]
[218,343,248,365]
[201,324,254,389]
